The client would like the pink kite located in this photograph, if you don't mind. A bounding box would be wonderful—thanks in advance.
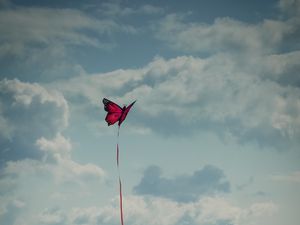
[103,98,136,225]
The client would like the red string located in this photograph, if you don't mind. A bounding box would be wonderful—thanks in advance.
[119,178,124,225]
[116,125,124,225]
[117,144,119,167]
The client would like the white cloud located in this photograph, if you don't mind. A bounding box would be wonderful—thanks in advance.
[0,198,26,225]
[278,0,300,16]
[0,114,13,139]
[36,134,105,181]
[3,78,65,107]
[3,159,51,176]
[247,202,279,217]
[36,195,277,225]
[54,53,300,149]
[98,2,164,17]
[36,134,72,160]
[11,199,25,209]
[271,171,300,183]
[0,6,135,57]
[0,78,68,143]
[2,157,104,186]
[194,197,241,224]
[54,157,105,182]
[38,208,66,225]
[0,79,106,224]
[0,78,105,184]
[155,14,291,55]
[257,51,300,86]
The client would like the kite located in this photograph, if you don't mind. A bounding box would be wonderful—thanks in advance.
[103,98,136,127]
[103,98,136,225]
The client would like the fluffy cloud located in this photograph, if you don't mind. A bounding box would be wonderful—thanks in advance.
[155,14,291,55]
[29,195,277,225]
[36,134,72,161]
[35,134,105,182]
[0,78,68,162]
[0,78,104,181]
[55,53,300,149]
[155,0,300,57]
[151,0,300,96]
[257,51,300,87]
[134,165,230,202]
[0,6,135,57]
[0,78,106,225]
[0,5,137,81]
[38,207,66,225]
[0,199,26,225]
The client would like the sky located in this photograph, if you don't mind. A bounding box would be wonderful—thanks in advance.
[0,0,300,224]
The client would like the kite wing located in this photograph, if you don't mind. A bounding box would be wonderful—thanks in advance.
[105,112,122,126]
[118,100,136,126]
[103,98,122,126]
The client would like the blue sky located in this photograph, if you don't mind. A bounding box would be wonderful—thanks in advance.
[0,0,300,224]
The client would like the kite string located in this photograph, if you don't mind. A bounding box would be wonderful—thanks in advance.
[116,125,124,225]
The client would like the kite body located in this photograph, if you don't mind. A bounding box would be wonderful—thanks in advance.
[103,98,136,126]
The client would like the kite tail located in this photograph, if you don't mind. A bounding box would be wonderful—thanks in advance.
[116,125,124,225]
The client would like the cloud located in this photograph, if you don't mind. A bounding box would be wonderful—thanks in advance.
[0,79,106,225]
[0,78,105,183]
[0,199,25,225]
[35,195,277,225]
[155,14,291,55]
[0,6,135,57]
[236,177,254,191]
[278,0,300,16]
[0,68,280,220]
[134,165,230,202]
[0,196,278,225]
[35,134,105,182]
[54,53,300,149]
[258,51,300,87]
[36,134,72,161]
[38,207,66,225]
[0,5,137,82]
[0,78,68,163]
[97,2,164,17]
[139,4,164,15]
[271,171,300,183]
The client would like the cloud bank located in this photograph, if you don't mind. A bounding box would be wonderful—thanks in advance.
[0,78,106,225]
[21,195,277,225]
[134,165,230,202]
[55,52,300,150]
[0,6,135,57]
[0,78,68,162]
[0,78,105,182]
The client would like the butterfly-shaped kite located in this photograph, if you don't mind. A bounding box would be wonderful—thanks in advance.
[103,98,136,126]
[102,97,136,225]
